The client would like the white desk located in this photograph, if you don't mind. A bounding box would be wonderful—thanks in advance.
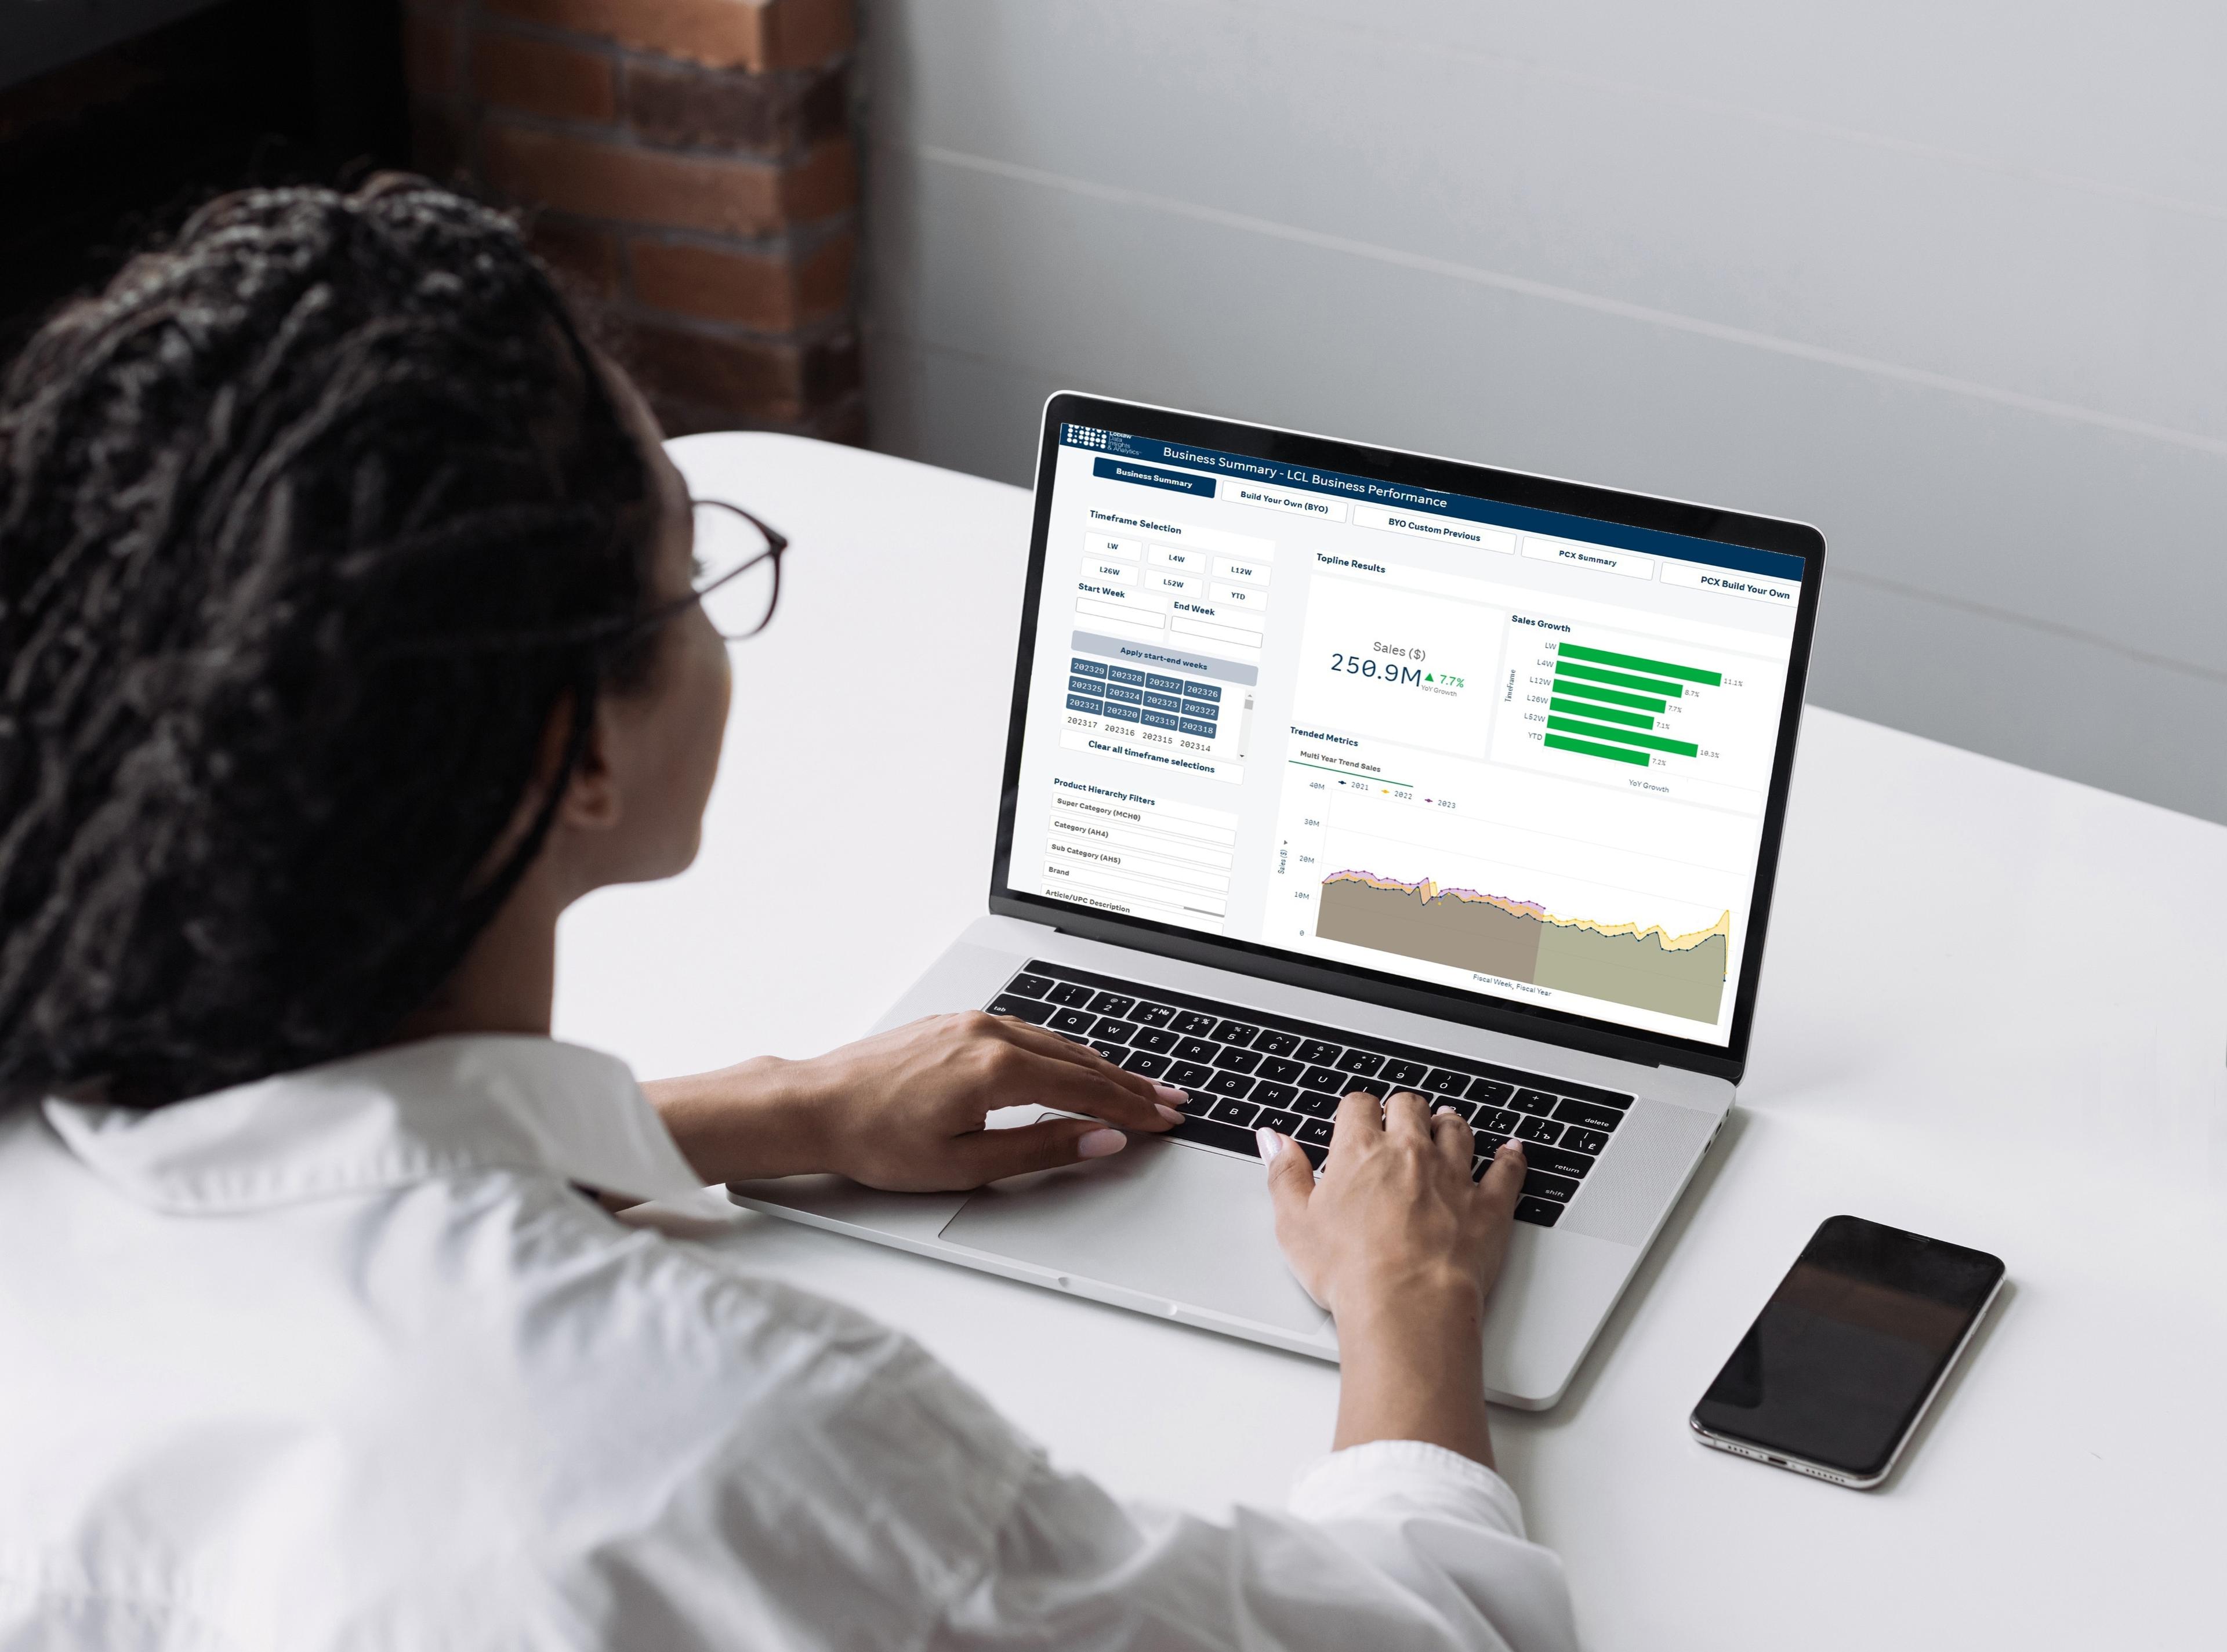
[556,433,2227,1651]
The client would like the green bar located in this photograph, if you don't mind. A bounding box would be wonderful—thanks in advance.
[1558,641,1721,686]
[1547,715,1700,758]
[1550,695,1651,728]
[1548,678,1666,714]
[1554,660,1685,698]
[1545,732,1651,767]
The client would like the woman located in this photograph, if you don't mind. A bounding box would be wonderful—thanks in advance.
[0,180,1575,1650]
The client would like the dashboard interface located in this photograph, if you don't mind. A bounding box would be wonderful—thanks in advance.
[1004,415,1812,1050]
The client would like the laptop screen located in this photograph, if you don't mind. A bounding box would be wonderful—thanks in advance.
[996,399,1819,1058]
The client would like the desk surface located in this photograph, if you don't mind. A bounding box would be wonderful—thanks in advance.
[556,433,2227,1651]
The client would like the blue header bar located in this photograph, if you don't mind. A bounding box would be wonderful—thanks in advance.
[1062,423,1803,582]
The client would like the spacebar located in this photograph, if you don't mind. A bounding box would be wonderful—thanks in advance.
[1168,1116,1260,1157]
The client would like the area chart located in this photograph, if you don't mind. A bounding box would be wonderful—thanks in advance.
[1317,869,1729,1022]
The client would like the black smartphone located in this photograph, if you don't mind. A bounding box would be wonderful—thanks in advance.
[1690,1215,2005,1488]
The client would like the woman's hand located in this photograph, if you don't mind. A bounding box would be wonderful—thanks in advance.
[1261,1088,1527,1467]
[644,1012,1188,1192]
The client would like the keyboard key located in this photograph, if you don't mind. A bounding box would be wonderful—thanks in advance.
[1511,1088,1559,1116]
[1290,1090,1337,1118]
[1298,1066,1345,1092]
[1088,1040,1126,1062]
[1174,1037,1219,1062]
[985,995,1053,1025]
[1466,1078,1515,1106]
[1049,1008,1096,1034]
[1340,1078,1388,1099]
[1295,1040,1342,1065]
[1423,1069,1470,1094]
[1166,1061,1213,1088]
[1515,1116,1563,1145]
[1521,1143,1595,1180]
[1046,982,1096,1007]
[1562,1127,1611,1156]
[1213,1047,1263,1074]
[1130,1002,1177,1028]
[1209,1097,1258,1126]
[1086,992,1137,1018]
[1180,1090,1218,1117]
[1296,1117,1334,1147]
[1553,1098,1626,1132]
[1258,1056,1305,1084]
[1123,1050,1170,1079]
[1172,1011,1219,1036]
[1007,974,1055,999]
[1170,1115,1259,1156]
[1206,1071,1256,1098]
[1212,1019,1262,1046]
[1523,1169,1582,1204]
[1514,1197,1564,1228]
[1130,1027,1178,1054]
[1091,1018,1138,1043]
[1479,1108,1520,1135]
[1469,1141,1516,1179]
[1381,1059,1430,1087]
[1253,1030,1300,1056]
[1252,1081,1299,1109]
[1296,1140,1329,1169]
[1336,1049,1385,1077]
[1255,1108,1304,1137]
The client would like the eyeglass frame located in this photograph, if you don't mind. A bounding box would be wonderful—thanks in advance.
[633,498,788,643]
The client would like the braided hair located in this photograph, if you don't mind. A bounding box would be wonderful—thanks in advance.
[0,177,657,1107]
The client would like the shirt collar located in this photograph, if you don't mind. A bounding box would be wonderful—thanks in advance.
[43,1035,706,1213]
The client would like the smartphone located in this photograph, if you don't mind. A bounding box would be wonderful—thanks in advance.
[1690,1215,2005,1488]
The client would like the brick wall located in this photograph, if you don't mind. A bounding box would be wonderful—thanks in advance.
[403,0,861,440]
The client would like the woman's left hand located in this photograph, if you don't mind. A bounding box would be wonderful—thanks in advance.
[643,1011,1189,1192]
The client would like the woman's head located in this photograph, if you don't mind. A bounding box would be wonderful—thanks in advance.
[0,176,729,1106]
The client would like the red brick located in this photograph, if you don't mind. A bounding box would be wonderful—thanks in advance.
[402,13,460,99]
[483,0,850,71]
[625,321,858,424]
[627,230,851,329]
[528,217,623,298]
[622,57,846,153]
[481,122,853,234]
[471,28,618,122]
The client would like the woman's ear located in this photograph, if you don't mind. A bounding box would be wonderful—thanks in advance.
[554,694,625,833]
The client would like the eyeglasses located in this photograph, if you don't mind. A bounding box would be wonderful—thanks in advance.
[644,499,787,642]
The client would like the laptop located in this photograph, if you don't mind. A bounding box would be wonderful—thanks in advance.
[729,393,1823,1408]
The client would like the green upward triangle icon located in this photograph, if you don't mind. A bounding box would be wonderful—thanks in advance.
[1424,674,1434,682]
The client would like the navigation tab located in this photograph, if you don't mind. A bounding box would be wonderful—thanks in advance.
[1521,535,1652,580]
[1093,456,1216,498]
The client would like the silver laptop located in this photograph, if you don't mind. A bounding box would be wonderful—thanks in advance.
[730,394,1823,1408]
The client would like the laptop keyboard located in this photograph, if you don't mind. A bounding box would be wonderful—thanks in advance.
[985,960,1635,1228]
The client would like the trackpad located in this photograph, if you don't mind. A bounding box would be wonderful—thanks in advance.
[938,1127,1330,1335]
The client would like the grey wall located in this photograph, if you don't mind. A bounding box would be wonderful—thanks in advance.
[858,1,2227,823]
[1,0,222,88]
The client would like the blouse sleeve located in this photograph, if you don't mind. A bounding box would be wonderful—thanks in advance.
[928,1439,1578,1652]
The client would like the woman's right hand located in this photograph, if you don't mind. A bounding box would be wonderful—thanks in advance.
[1260,1088,1528,1466]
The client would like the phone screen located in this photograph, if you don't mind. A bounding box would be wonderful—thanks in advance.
[1692,1215,2004,1480]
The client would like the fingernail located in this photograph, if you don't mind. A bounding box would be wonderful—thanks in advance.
[1499,1138,1525,1157]
[1155,1103,1185,1125]
[1435,1105,1457,1115]
[1255,1126,1281,1163]
[1153,1083,1187,1103]
[1078,1128,1127,1159]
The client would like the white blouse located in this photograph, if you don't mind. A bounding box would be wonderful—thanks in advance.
[0,1036,1577,1651]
